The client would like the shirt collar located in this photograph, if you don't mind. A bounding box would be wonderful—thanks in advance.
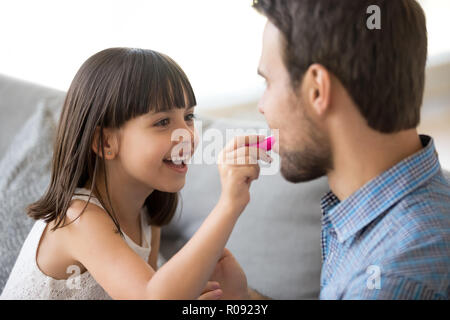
[320,135,441,243]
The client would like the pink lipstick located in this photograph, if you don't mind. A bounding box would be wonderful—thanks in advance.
[245,135,275,151]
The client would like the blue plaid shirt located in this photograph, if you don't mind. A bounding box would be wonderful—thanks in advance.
[319,135,450,299]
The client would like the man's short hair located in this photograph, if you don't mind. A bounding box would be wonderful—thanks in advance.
[253,0,428,133]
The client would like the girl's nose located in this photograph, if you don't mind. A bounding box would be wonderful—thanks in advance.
[181,121,196,150]
[172,122,196,157]
[173,124,195,144]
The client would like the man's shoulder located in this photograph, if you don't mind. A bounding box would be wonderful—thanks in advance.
[340,169,450,299]
[382,173,450,248]
[360,169,450,267]
[388,168,450,233]
[364,167,450,236]
[368,173,450,295]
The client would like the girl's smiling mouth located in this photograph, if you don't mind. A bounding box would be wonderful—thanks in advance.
[163,156,189,173]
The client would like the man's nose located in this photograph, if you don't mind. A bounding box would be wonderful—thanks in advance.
[257,101,265,114]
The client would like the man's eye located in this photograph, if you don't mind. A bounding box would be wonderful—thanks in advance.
[155,118,170,127]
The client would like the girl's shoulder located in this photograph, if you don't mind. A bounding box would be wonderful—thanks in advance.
[62,198,120,243]
[36,199,118,280]
[65,198,109,226]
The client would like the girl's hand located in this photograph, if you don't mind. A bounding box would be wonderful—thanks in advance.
[210,248,249,300]
[218,135,272,214]
[197,281,223,300]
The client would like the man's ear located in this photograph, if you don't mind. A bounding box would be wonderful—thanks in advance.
[91,126,118,159]
[304,63,331,117]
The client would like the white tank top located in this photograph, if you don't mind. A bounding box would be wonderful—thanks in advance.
[1,188,152,300]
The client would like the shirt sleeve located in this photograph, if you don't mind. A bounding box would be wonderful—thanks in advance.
[340,271,447,300]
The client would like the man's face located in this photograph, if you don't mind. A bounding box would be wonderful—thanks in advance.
[257,20,332,182]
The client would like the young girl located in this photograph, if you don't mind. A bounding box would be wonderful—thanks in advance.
[0,48,270,299]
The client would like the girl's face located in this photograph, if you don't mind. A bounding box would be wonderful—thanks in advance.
[113,106,197,193]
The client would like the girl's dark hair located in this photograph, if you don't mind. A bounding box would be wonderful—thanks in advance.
[27,47,196,235]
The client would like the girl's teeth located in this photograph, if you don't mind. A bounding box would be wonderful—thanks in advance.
[165,157,188,165]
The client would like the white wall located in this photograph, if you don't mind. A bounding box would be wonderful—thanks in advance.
[0,0,266,111]
[0,0,448,112]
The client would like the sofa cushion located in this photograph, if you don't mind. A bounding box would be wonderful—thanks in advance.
[160,118,328,299]
[0,73,65,159]
[0,101,59,293]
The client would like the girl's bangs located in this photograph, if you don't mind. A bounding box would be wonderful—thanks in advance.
[127,50,197,118]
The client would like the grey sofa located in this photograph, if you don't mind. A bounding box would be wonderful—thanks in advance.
[0,73,326,299]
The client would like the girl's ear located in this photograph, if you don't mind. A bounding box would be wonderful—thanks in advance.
[92,126,118,159]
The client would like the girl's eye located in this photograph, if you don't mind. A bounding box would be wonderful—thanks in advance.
[155,118,170,127]
[185,113,196,122]
[154,113,195,127]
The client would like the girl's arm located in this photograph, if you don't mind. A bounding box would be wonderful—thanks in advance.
[64,197,238,299]
[145,197,240,299]
[64,135,267,299]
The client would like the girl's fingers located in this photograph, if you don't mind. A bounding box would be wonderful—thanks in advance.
[197,289,223,300]
[197,281,221,300]
[202,281,220,293]
[224,147,272,164]
[228,162,260,183]
[223,135,266,153]
[244,164,260,183]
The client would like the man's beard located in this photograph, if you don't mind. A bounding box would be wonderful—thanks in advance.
[280,103,333,183]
